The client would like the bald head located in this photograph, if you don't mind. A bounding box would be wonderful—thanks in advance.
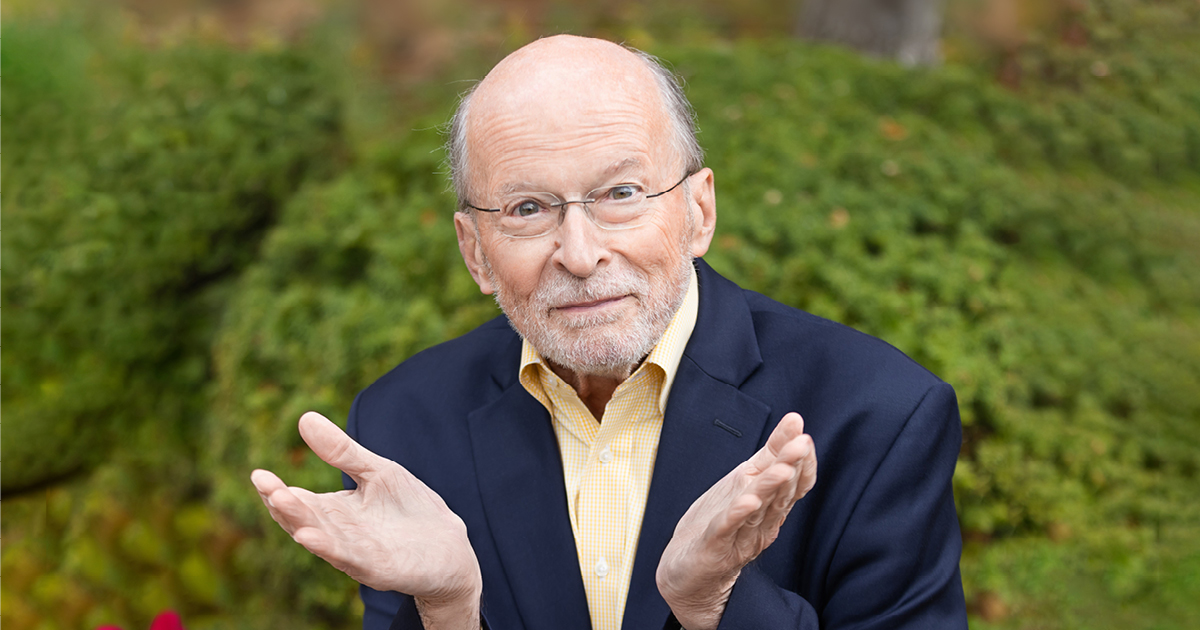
[446,36,702,208]
[479,36,653,103]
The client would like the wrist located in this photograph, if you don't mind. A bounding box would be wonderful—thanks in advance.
[658,570,738,630]
[414,578,483,630]
[413,546,483,630]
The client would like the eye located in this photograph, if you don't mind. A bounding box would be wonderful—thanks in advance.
[607,184,640,201]
[512,201,543,217]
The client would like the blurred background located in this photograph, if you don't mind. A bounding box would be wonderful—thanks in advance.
[3,0,1198,628]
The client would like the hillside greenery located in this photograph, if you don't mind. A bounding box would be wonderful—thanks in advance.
[3,2,1198,629]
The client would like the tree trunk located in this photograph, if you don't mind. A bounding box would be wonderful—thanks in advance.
[795,0,944,66]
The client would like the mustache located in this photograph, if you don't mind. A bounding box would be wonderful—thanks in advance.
[535,267,649,309]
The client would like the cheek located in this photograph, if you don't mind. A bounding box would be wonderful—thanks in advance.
[624,214,690,269]
[482,239,553,296]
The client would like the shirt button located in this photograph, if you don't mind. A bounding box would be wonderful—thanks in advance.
[595,557,609,578]
[598,448,614,464]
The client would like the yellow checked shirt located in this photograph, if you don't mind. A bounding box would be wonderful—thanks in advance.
[518,267,700,630]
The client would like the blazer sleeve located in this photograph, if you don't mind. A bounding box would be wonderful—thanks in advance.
[344,395,403,630]
[705,382,968,630]
[344,396,433,630]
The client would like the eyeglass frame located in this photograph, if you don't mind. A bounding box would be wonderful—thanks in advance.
[461,170,696,236]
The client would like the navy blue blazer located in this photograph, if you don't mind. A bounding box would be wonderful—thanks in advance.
[346,259,967,629]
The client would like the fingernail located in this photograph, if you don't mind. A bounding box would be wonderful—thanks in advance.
[267,496,276,508]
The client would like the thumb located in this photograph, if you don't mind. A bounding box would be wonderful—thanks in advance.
[297,411,388,481]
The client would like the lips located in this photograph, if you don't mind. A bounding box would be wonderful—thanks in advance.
[554,295,630,311]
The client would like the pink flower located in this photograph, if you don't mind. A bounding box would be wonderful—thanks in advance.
[149,611,185,630]
[95,610,185,630]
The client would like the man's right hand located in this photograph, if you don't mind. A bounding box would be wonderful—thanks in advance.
[251,412,482,630]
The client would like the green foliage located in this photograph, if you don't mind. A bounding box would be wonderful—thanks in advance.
[962,528,1200,629]
[1,18,347,491]
[2,16,352,630]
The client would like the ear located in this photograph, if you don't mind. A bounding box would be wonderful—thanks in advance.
[686,168,717,257]
[454,212,495,295]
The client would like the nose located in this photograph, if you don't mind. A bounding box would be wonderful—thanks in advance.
[550,202,610,278]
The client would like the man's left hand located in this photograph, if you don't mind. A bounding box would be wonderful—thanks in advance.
[250,412,483,629]
[656,412,817,630]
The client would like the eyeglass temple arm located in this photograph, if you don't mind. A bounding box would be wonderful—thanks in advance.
[645,171,695,199]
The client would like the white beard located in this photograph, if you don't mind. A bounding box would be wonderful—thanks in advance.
[481,225,694,378]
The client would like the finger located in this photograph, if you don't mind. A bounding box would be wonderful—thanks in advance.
[714,460,793,543]
[292,526,347,568]
[770,432,816,501]
[780,425,813,459]
[711,493,763,544]
[255,488,300,535]
[297,411,391,481]
[293,526,369,582]
[262,482,327,536]
[796,437,818,499]
[756,460,803,530]
[749,461,798,521]
[724,428,811,534]
[762,432,812,480]
[756,436,818,534]
[251,468,287,499]
[748,413,805,473]
[744,431,808,500]
[250,469,302,532]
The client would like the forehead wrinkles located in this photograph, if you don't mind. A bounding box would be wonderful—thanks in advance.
[470,94,673,194]
[477,116,654,186]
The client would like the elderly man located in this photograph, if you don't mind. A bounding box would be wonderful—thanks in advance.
[251,35,967,630]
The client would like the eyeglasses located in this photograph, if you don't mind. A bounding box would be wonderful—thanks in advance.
[464,172,694,239]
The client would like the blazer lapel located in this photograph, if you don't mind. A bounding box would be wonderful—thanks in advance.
[467,380,591,630]
[621,260,775,630]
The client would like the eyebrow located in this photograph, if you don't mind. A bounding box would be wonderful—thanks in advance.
[495,158,649,196]
[605,157,645,178]
[497,181,541,196]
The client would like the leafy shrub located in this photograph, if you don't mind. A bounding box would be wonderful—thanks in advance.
[1,18,346,491]
[2,16,349,630]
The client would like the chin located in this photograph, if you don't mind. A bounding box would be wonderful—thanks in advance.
[529,315,662,376]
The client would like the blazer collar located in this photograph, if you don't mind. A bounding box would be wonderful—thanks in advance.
[686,258,764,386]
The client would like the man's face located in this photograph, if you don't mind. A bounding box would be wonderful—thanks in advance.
[453,37,716,377]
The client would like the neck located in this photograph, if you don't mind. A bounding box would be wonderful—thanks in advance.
[548,359,640,421]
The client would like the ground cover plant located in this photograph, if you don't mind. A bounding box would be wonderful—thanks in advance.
[3,2,1198,629]
[2,16,352,629]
